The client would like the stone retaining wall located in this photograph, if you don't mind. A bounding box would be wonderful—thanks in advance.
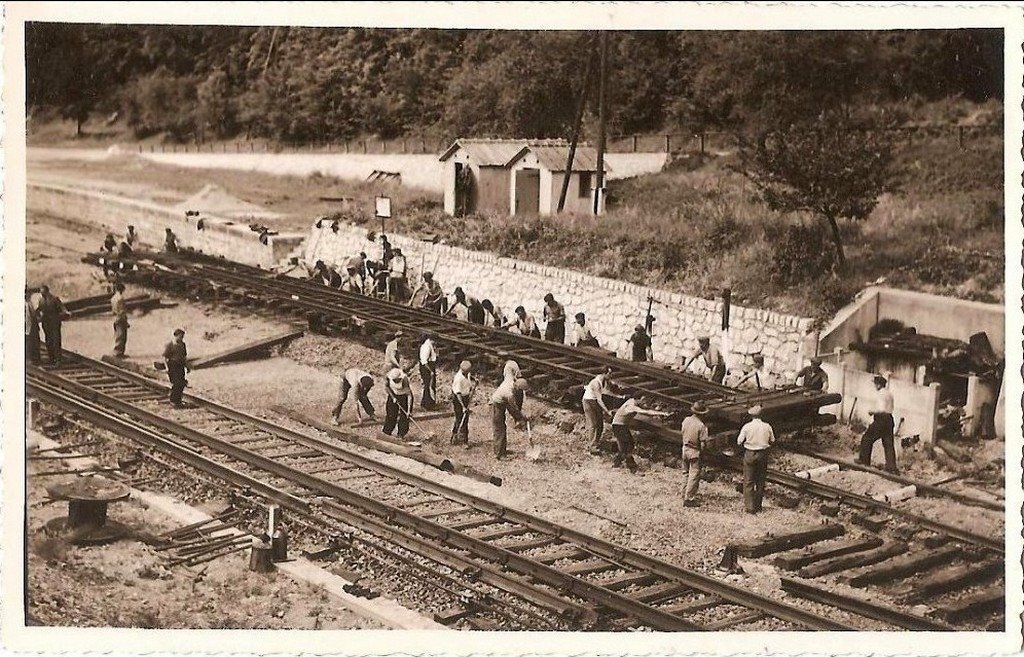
[305,223,817,379]
[27,182,305,268]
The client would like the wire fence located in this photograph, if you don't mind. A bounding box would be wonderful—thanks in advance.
[136,122,1002,156]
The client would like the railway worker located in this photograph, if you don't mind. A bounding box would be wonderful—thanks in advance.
[384,330,405,373]
[36,286,70,367]
[117,239,134,258]
[737,405,775,514]
[412,272,447,314]
[491,377,530,459]
[163,328,190,407]
[481,299,507,328]
[856,374,898,473]
[110,281,130,358]
[627,324,653,362]
[679,401,710,506]
[681,336,727,384]
[340,268,363,294]
[582,366,615,454]
[418,332,439,409]
[503,358,526,409]
[795,357,829,392]
[542,293,567,343]
[734,354,771,391]
[450,360,477,447]
[164,227,179,253]
[332,368,376,425]
[571,312,600,348]
[345,252,368,288]
[125,225,138,249]
[382,367,413,440]
[447,287,485,324]
[388,248,409,301]
[610,392,672,473]
[101,233,117,253]
[504,306,541,338]
[25,288,41,366]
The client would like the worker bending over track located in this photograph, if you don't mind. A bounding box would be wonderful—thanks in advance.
[610,393,670,473]
[332,368,376,425]
[491,377,530,460]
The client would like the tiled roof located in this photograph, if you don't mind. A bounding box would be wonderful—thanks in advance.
[439,138,577,166]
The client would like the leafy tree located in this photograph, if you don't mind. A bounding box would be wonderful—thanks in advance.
[196,69,236,139]
[738,111,900,268]
[122,67,197,140]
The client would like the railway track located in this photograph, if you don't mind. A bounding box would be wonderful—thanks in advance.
[28,349,857,632]
[87,250,839,433]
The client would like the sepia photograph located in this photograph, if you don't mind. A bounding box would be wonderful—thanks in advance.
[2,2,1022,655]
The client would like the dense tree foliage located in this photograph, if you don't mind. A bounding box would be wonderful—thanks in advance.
[25,24,1003,143]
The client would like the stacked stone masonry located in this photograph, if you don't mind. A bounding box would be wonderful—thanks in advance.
[306,223,817,379]
[27,182,305,269]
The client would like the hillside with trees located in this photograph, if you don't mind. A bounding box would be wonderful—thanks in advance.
[26,25,1003,143]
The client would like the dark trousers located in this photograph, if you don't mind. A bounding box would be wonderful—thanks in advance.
[858,413,897,473]
[333,380,375,420]
[583,399,604,449]
[710,363,726,385]
[742,448,769,513]
[42,321,62,365]
[113,316,129,356]
[492,403,510,457]
[452,393,470,444]
[383,393,411,438]
[26,326,41,365]
[168,364,187,405]
[545,319,565,343]
[419,362,437,407]
[611,424,637,472]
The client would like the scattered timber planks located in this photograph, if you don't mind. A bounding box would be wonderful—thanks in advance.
[798,541,908,578]
[187,329,304,370]
[773,536,884,571]
[780,577,954,631]
[891,560,1002,604]
[731,523,845,558]
[935,588,1005,623]
[845,546,962,587]
[67,293,163,319]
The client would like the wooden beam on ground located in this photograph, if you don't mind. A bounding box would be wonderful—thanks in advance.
[935,588,1005,623]
[187,328,303,370]
[773,536,884,571]
[798,541,908,578]
[780,577,954,631]
[891,560,1002,604]
[68,294,162,319]
[845,546,962,587]
[731,523,845,558]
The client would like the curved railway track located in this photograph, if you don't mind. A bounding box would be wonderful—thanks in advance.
[28,349,858,632]
[90,250,839,432]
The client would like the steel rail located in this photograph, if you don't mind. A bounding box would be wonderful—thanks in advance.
[30,352,852,631]
[779,577,955,631]
[707,453,1004,553]
[107,251,839,427]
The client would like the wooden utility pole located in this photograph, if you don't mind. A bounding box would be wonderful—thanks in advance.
[593,32,609,216]
[557,35,597,213]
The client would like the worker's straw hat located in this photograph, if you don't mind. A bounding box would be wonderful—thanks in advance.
[748,404,763,417]
[459,360,472,372]
[388,368,404,381]
[691,401,709,415]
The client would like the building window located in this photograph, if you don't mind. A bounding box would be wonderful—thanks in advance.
[578,172,593,198]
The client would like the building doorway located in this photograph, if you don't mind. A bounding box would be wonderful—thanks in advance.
[514,168,540,216]
[454,162,473,217]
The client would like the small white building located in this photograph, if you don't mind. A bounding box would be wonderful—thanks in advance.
[439,138,609,217]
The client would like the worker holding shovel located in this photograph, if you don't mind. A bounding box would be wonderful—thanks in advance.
[332,368,376,425]
[450,360,476,448]
[491,377,530,460]
[382,367,413,440]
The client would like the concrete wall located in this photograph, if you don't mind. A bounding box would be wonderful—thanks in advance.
[820,286,1005,357]
[820,361,940,443]
[305,222,816,378]
[27,182,305,268]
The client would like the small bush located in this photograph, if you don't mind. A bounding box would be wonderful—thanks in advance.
[765,222,836,286]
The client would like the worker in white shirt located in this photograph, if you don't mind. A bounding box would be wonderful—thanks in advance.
[491,377,530,459]
[736,405,775,514]
[857,374,898,473]
[332,368,376,425]
[734,354,771,390]
[681,336,727,384]
[382,367,413,440]
[450,360,476,446]
[571,312,600,348]
[610,393,671,473]
[388,248,409,301]
[679,401,710,506]
[418,332,438,408]
[582,367,615,454]
[502,358,525,409]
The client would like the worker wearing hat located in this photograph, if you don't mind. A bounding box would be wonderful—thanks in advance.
[382,366,413,440]
[162,328,190,407]
[679,401,710,506]
[796,356,829,392]
[681,336,727,384]
[857,373,898,473]
[332,368,376,425]
[491,377,530,459]
[542,293,566,343]
[627,324,653,362]
[451,360,477,447]
[736,405,775,514]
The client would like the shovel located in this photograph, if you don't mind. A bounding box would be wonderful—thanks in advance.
[525,420,542,461]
